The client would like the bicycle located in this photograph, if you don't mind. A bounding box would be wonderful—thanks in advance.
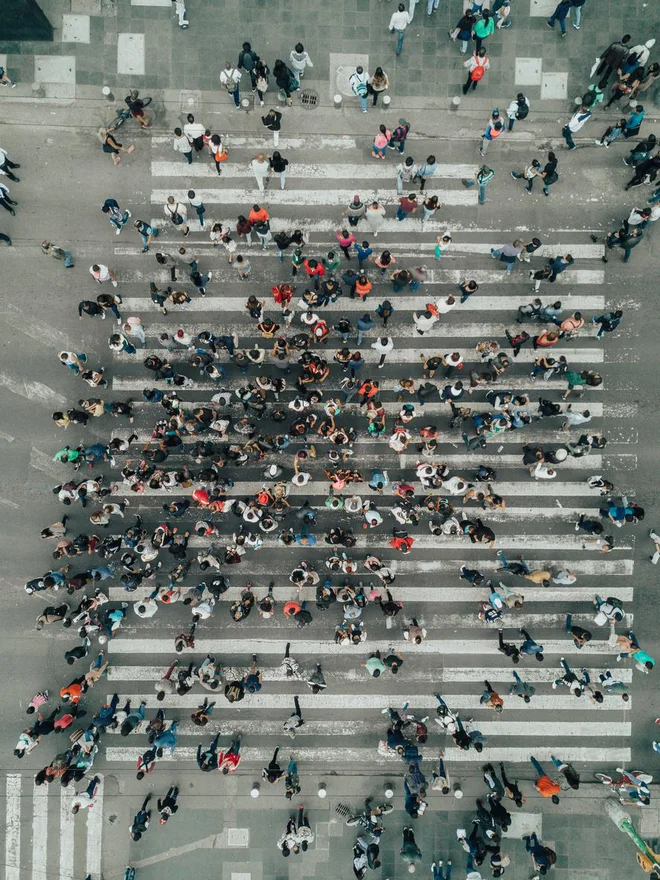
[595,769,653,806]
[345,801,393,829]
[106,93,152,133]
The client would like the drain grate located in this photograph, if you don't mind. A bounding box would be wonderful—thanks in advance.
[300,89,319,108]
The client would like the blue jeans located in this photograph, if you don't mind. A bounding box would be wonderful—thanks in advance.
[396,207,410,220]
[568,4,581,24]
[562,125,576,148]
[230,85,240,108]
[648,189,660,204]
[359,94,368,111]
[110,212,130,230]
[373,144,386,157]
[530,756,545,778]
[63,250,74,268]
[194,205,205,226]
[432,865,451,880]
[393,28,405,54]
[138,227,158,251]
[548,11,567,32]
[426,0,440,11]
[462,178,487,203]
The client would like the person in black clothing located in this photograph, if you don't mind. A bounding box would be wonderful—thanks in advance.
[269,150,288,189]
[130,794,152,840]
[157,785,179,824]
[238,41,260,89]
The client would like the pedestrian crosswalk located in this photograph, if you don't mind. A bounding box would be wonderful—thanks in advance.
[2,774,104,880]
[36,130,642,789]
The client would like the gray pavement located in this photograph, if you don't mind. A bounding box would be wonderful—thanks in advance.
[1,4,660,879]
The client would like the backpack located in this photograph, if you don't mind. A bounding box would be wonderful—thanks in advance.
[471,63,486,81]
[516,101,529,120]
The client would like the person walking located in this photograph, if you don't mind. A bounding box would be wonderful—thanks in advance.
[219,61,242,108]
[172,127,193,164]
[134,220,158,253]
[473,9,495,50]
[530,757,561,802]
[595,34,632,88]
[449,10,476,54]
[463,48,489,94]
[396,193,418,221]
[101,198,131,234]
[540,151,559,196]
[157,785,179,824]
[89,264,118,287]
[164,196,190,237]
[462,165,495,204]
[130,794,152,840]
[396,157,417,195]
[371,336,394,367]
[602,227,643,263]
[389,3,412,55]
[491,240,524,273]
[269,151,289,190]
[415,155,438,191]
[623,104,646,139]
[289,43,314,78]
[400,827,423,873]
[389,118,411,152]
[262,109,282,147]
[506,93,530,131]
[349,66,370,112]
[511,159,542,193]
[480,118,504,156]
[238,40,260,89]
[547,0,571,35]
[369,67,390,106]
[372,125,392,160]
[283,696,304,738]
[0,181,17,215]
[251,153,270,192]
[42,241,74,268]
[188,190,205,228]
[561,105,592,149]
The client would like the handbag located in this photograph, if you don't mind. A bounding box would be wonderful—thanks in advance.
[544,170,559,185]
[169,208,183,225]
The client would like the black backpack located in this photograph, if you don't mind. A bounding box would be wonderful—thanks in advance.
[516,101,529,120]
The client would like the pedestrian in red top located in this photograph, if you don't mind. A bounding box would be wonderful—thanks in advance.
[248,204,269,225]
[303,258,325,290]
[335,228,357,259]
[218,737,242,774]
[396,193,418,221]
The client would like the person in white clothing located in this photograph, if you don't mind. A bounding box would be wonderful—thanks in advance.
[289,44,314,78]
[389,3,412,55]
[562,106,592,149]
[371,337,394,367]
[123,317,146,346]
[71,775,100,813]
[89,264,118,287]
[413,310,438,335]
[183,114,205,149]
[531,460,557,480]
[251,153,270,192]
[349,66,370,112]
[219,62,242,108]
[172,128,193,164]
[172,0,189,28]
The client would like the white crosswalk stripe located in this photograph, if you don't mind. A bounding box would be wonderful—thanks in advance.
[45,134,639,780]
[1,775,104,880]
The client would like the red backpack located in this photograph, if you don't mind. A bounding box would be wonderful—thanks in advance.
[471,61,487,81]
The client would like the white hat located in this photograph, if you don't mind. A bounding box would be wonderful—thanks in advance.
[292,472,309,486]
[265,465,281,478]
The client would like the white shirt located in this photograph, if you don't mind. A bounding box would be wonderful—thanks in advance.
[89,264,110,281]
[436,298,456,315]
[413,312,437,331]
[567,109,591,132]
[183,121,205,140]
[389,9,411,29]
[220,68,241,86]
[173,134,191,153]
[289,50,313,72]
[251,158,269,177]
[506,96,529,120]
[165,201,187,220]
[371,338,394,355]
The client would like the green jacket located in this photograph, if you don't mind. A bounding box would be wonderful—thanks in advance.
[474,17,494,37]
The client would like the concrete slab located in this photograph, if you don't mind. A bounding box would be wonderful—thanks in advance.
[61,14,91,43]
[331,53,369,98]
[529,0,556,15]
[515,57,543,86]
[230,874,251,880]
[0,55,6,71]
[34,56,76,84]
[227,828,249,848]
[502,812,542,839]
[70,0,102,11]
[131,0,170,5]
[42,82,76,99]
[541,71,568,99]
[117,33,145,76]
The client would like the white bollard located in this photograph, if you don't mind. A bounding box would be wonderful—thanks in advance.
[318,783,328,798]
[384,782,394,798]
[334,93,342,109]
[451,96,461,111]
[383,94,391,108]
[102,86,115,101]
[250,783,260,798]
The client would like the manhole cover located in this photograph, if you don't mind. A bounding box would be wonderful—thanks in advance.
[300,89,319,108]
